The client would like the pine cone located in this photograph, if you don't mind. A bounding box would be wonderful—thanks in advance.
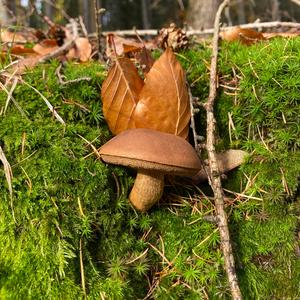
[157,23,189,51]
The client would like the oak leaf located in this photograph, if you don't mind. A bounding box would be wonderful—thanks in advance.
[133,48,190,138]
[101,57,144,135]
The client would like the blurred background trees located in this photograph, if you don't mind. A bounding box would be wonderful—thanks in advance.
[1,0,300,31]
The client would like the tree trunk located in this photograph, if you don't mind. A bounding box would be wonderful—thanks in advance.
[81,0,96,33]
[0,0,8,24]
[43,1,55,20]
[187,0,221,29]
[141,0,151,29]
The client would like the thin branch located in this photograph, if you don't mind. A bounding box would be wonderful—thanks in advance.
[99,21,300,37]
[0,79,26,117]
[204,0,243,299]
[55,64,91,85]
[21,80,65,125]
[93,0,105,60]
[78,16,89,38]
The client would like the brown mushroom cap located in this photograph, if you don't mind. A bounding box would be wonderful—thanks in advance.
[99,128,201,176]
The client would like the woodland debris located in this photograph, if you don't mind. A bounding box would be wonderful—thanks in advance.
[220,27,265,45]
[133,48,190,139]
[204,0,243,299]
[192,150,248,183]
[101,47,190,138]
[156,23,189,50]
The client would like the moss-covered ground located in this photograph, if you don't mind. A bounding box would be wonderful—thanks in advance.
[0,37,299,299]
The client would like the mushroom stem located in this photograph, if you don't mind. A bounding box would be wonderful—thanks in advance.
[129,169,164,212]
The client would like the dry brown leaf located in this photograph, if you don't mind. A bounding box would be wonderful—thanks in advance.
[33,39,59,55]
[105,34,156,58]
[66,37,92,62]
[9,45,36,56]
[101,57,144,135]
[106,34,143,57]
[133,48,190,138]
[4,55,41,76]
[0,29,37,44]
[134,47,155,74]
[220,27,265,45]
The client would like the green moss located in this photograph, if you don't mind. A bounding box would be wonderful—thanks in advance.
[0,38,300,299]
[180,38,300,298]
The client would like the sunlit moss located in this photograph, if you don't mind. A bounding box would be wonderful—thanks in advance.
[0,37,299,299]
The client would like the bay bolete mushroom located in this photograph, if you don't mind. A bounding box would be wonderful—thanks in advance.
[99,128,202,212]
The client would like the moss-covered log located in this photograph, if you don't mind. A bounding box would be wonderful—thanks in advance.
[0,38,299,299]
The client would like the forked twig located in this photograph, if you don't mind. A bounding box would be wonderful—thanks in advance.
[101,21,300,37]
[204,0,242,299]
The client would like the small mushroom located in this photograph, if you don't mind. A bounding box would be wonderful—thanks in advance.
[99,128,202,212]
[192,149,248,184]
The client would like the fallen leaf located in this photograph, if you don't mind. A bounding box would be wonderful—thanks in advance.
[33,39,59,55]
[4,55,42,76]
[133,48,190,138]
[8,45,36,56]
[220,27,265,45]
[105,34,155,58]
[106,34,142,57]
[134,46,155,74]
[66,37,92,62]
[0,28,38,44]
[101,57,144,134]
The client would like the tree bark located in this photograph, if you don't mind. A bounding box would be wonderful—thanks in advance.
[141,0,151,29]
[187,0,221,29]
[0,0,8,24]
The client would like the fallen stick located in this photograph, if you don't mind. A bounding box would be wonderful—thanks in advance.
[204,0,243,299]
[98,21,300,37]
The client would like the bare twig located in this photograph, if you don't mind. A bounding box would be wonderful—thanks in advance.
[79,16,89,38]
[93,0,105,60]
[21,79,65,125]
[4,76,18,114]
[0,77,26,117]
[204,0,243,299]
[100,21,300,37]
[55,64,91,85]
[29,0,54,27]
